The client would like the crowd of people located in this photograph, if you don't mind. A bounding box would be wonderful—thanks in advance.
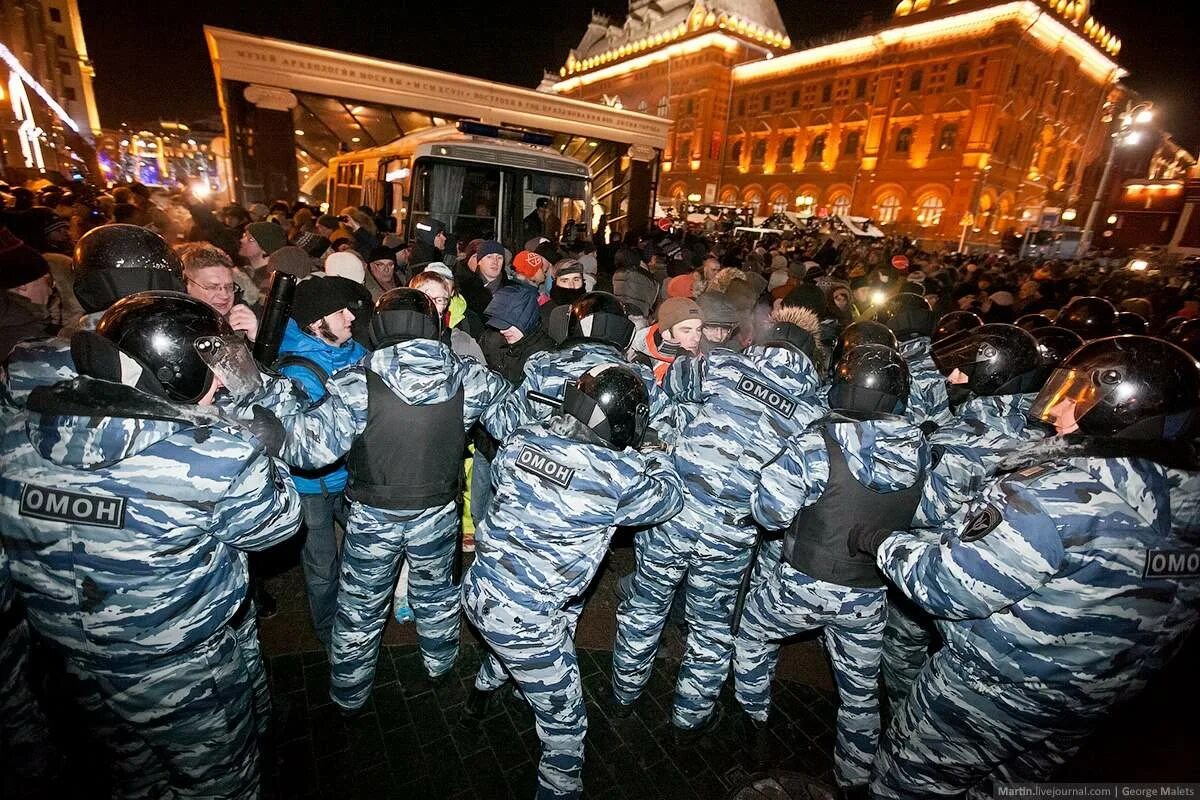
[1,179,1198,800]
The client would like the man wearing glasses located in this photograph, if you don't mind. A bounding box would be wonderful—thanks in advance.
[178,243,260,343]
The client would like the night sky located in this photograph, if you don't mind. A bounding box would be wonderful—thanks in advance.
[78,0,1199,150]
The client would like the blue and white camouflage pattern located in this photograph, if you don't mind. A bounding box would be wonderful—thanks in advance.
[464,414,683,800]
[3,333,82,407]
[883,390,1048,711]
[898,337,952,430]
[743,417,928,788]
[325,338,514,709]
[0,376,301,798]
[490,341,678,444]
[611,346,826,729]
[872,452,1200,798]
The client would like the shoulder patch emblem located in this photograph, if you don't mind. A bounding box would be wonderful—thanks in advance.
[516,447,576,489]
[20,485,126,529]
[1144,549,1200,580]
[959,503,1003,543]
[736,374,796,419]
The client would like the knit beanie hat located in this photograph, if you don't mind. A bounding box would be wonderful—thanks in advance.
[666,273,695,299]
[657,297,703,332]
[246,221,287,255]
[485,285,542,334]
[477,240,505,260]
[291,276,363,329]
[512,251,545,280]
[782,284,827,315]
[317,214,340,231]
[696,292,738,328]
[767,270,790,292]
[0,228,49,290]
[554,259,584,279]
[323,251,366,284]
[268,245,315,279]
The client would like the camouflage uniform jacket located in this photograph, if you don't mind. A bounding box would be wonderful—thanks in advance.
[916,392,1045,529]
[880,454,1200,696]
[470,415,684,607]
[661,346,826,540]
[898,336,952,430]
[0,377,301,665]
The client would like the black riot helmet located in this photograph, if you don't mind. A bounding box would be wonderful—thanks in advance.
[1172,319,1200,362]
[832,320,897,367]
[1161,316,1189,337]
[1057,296,1117,340]
[562,363,650,450]
[1030,335,1200,440]
[370,287,441,348]
[874,292,934,342]
[1015,313,1053,332]
[933,323,1042,397]
[72,224,185,314]
[1113,311,1148,335]
[564,291,635,350]
[1029,326,1083,386]
[827,343,911,418]
[74,291,229,403]
[931,310,983,344]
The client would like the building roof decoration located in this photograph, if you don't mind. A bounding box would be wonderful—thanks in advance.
[560,1,790,79]
[894,0,1117,56]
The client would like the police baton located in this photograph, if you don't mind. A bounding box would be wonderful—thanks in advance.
[731,525,763,637]
[252,270,298,367]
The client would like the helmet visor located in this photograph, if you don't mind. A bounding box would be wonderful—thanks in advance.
[1028,367,1105,425]
[931,335,995,377]
[194,335,262,398]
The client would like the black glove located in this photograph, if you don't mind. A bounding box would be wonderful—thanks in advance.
[847,525,893,557]
[245,405,285,458]
[639,428,666,452]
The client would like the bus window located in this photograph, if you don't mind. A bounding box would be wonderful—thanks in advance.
[512,171,587,247]
[410,160,500,243]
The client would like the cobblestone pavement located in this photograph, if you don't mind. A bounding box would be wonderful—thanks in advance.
[264,643,838,800]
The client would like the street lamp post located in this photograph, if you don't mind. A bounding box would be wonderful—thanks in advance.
[1079,102,1153,256]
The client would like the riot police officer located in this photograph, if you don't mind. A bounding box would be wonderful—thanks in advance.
[611,308,827,734]
[0,292,302,799]
[462,364,683,800]
[4,224,185,405]
[323,288,514,711]
[871,335,1200,798]
[875,292,951,430]
[736,344,928,799]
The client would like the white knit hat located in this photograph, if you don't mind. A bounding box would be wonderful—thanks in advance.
[323,251,366,284]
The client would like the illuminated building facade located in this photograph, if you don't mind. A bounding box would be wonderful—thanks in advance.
[95,121,226,192]
[0,0,100,179]
[547,0,1128,246]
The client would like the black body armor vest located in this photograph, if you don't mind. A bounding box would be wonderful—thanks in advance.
[783,425,924,588]
[346,370,465,510]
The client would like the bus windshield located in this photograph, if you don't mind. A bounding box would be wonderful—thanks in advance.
[410,160,501,243]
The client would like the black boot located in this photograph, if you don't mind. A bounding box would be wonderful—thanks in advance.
[603,691,635,720]
[672,705,722,746]
[739,711,772,771]
[462,685,502,723]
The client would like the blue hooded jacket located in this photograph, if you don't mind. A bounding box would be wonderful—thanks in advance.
[277,318,367,494]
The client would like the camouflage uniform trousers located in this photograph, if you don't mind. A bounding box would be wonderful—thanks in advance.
[329,500,459,710]
[463,570,587,800]
[230,602,271,741]
[871,649,1112,799]
[880,592,937,715]
[611,503,755,729]
[1,615,54,795]
[733,562,886,789]
[59,626,261,800]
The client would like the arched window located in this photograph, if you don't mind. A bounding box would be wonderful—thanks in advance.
[637,99,648,112]
[656,96,669,117]
[876,194,902,225]
[778,137,795,163]
[895,127,913,155]
[731,140,743,162]
[751,139,767,163]
[807,134,827,162]
[720,188,738,204]
[916,195,946,227]
[746,192,763,212]
[771,195,789,214]
[955,62,970,86]
[830,193,852,217]
[842,130,861,157]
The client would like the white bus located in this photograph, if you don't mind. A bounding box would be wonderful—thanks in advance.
[326,122,590,251]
